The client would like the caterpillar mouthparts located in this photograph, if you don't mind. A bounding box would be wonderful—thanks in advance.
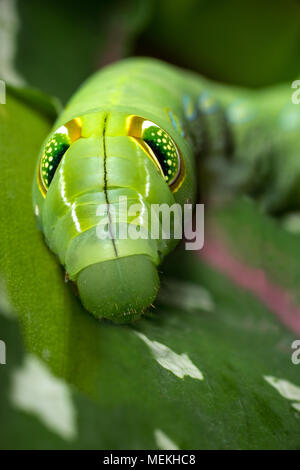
[77,254,159,323]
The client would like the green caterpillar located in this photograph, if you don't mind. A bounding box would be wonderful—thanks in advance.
[33,57,300,322]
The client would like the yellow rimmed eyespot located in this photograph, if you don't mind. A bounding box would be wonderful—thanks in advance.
[38,118,82,197]
[127,115,185,192]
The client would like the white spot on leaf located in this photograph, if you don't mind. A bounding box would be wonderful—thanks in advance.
[264,375,300,413]
[11,354,77,440]
[158,278,214,312]
[292,402,300,412]
[264,376,300,401]
[155,429,179,450]
[136,332,204,380]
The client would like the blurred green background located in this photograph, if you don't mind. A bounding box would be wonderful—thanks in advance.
[8,0,300,102]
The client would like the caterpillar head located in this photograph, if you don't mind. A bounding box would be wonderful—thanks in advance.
[34,111,194,322]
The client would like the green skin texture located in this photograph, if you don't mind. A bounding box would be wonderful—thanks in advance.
[33,57,300,322]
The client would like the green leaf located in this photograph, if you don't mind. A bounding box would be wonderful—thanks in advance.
[209,197,300,310]
[7,83,61,119]
[0,280,72,449]
[1,90,300,449]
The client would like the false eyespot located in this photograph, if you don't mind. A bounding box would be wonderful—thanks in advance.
[38,118,82,197]
[127,115,185,192]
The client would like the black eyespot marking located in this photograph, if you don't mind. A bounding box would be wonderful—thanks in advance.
[127,116,185,192]
[41,132,70,189]
[142,124,180,185]
[38,118,82,197]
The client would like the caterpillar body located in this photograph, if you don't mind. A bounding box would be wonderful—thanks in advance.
[33,58,300,322]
